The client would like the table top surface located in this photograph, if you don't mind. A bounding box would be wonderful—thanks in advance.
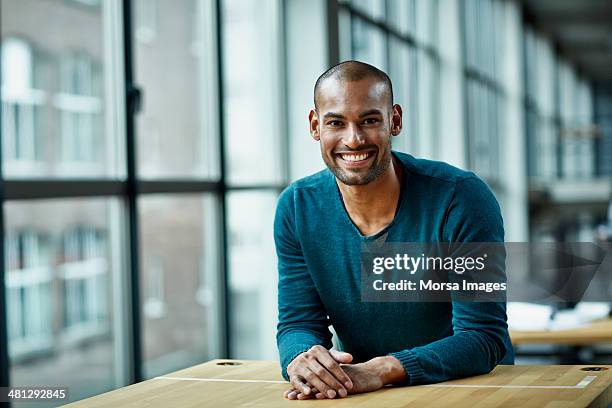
[510,318,612,345]
[63,359,612,408]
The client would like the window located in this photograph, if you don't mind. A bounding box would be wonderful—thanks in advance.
[1,0,129,402]
[524,28,558,182]
[59,226,109,341]
[5,231,53,358]
[351,17,386,70]
[222,0,283,185]
[2,0,122,179]
[227,192,278,360]
[135,0,158,43]
[461,0,502,182]
[5,198,123,403]
[558,64,594,179]
[139,195,220,378]
[135,0,219,179]
[1,37,45,176]
[56,53,103,175]
[387,38,418,154]
[222,0,284,360]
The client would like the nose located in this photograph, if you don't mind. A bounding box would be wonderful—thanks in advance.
[342,123,365,149]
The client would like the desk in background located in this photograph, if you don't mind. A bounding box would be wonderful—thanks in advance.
[63,359,612,407]
[511,318,612,364]
[510,318,612,346]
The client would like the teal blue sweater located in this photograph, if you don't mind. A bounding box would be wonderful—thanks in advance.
[274,151,514,384]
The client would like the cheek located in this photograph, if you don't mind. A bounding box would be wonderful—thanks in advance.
[319,133,339,153]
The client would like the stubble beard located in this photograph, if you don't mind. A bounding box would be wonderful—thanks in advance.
[323,138,393,186]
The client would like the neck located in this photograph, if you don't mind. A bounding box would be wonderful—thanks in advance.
[337,155,402,234]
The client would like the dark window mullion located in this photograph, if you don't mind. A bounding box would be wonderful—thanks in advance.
[4,180,127,200]
[123,0,143,384]
[4,179,244,200]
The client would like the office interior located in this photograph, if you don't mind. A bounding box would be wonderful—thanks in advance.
[1,0,612,405]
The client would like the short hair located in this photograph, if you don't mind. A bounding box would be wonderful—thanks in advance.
[313,60,394,109]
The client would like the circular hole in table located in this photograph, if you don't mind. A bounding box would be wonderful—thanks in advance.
[217,361,242,366]
[580,367,608,372]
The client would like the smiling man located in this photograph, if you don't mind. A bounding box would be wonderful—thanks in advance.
[274,61,514,400]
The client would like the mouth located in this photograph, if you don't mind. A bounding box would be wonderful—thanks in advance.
[335,150,376,168]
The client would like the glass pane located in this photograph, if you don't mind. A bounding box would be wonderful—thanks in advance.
[1,0,124,178]
[387,38,414,154]
[227,191,278,359]
[415,0,437,47]
[5,198,125,405]
[222,0,283,185]
[417,51,437,158]
[351,18,386,71]
[350,0,385,20]
[387,0,416,36]
[134,0,219,179]
[139,194,221,378]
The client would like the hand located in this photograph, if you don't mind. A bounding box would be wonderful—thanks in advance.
[284,361,382,400]
[285,345,354,399]
[284,356,407,400]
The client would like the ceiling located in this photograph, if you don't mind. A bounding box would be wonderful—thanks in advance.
[520,0,612,84]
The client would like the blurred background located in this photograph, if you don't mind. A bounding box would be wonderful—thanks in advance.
[1,0,612,405]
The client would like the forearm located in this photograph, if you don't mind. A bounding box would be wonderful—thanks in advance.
[390,328,507,385]
[366,356,408,385]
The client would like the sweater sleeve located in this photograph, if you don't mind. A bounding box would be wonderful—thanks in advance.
[275,186,333,381]
[389,176,512,385]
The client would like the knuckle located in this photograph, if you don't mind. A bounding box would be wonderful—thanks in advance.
[323,359,336,370]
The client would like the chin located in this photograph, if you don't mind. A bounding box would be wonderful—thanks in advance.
[336,170,378,186]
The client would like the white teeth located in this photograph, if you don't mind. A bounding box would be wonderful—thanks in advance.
[341,153,369,162]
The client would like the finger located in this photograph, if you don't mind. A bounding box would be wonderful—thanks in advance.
[317,351,354,391]
[303,382,323,397]
[329,349,353,364]
[306,358,347,396]
[297,392,314,400]
[290,375,311,396]
[315,392,325,399]
[287,390,298,400]
[303,366,338,399]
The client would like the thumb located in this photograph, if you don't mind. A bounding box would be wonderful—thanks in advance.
[329,349,353,364]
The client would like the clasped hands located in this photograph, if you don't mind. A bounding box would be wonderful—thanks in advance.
[284,345,406,400]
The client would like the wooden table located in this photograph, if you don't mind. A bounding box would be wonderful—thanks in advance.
[63,360,612,407]
[510,318,612,346]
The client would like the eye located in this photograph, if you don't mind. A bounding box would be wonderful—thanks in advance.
[328,120,344,127]
[363,118,380,125]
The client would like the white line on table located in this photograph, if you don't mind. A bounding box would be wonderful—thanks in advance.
[154,377,288,384]
[424,375,597,389]
[153,375,598,389]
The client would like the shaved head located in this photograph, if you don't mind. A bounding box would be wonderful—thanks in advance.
[314,60,393,110]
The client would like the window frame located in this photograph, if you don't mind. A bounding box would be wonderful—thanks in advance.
[0,0,289,393]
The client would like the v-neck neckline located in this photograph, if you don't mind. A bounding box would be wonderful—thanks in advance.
[331,152,408,241]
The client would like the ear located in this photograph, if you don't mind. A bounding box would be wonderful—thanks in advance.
[309,109,320,141]
[390,104,403,136]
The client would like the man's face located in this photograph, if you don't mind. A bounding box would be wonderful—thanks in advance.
[310,77,402,186]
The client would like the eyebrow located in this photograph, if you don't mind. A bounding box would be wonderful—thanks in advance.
[322,112,345,121]
[358,109,383,117]
[322,109,383,121]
